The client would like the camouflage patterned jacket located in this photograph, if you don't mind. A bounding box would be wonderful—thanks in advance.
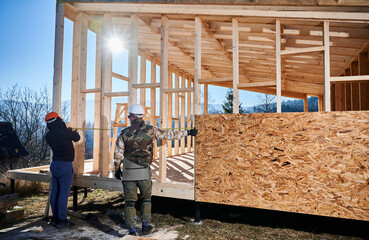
[113,118,188,171]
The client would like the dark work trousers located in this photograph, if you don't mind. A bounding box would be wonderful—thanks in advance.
[50,160,73,221]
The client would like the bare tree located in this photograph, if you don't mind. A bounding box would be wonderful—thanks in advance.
[0,84,68,174]
[253,94,276,113]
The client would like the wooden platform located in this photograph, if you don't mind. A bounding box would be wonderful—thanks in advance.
[6,152,195,200]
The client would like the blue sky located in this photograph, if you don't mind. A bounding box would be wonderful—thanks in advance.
[0,0,269,109]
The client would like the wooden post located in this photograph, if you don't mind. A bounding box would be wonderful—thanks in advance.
[323,21,331,112]
[129,14,138,107]
[52,1,64,114]
[151,61,157,158]
[93,33,102,172]
[186,76,192,153]
[359,52,369,110]
[100,14,113,177]
[167,69,173,156]
[232,18,239,114]
[276,19,282,113]
[175,71,180,155]
[318,96,323,112]
[159,15,169,183]
[304,95,308,112]
[204,84,208,114]
[140,56,146,107]
[351,62,360,110]
[180,74,186,154]
[71,12,88,175]
[194,17,201,115]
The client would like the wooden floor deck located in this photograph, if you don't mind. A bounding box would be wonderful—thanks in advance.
[6,152,195,200]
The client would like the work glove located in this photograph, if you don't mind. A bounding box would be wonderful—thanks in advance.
[187,128,198,137]
[114,168,122,180]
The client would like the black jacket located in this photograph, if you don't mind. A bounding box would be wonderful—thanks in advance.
[45,118,80,162]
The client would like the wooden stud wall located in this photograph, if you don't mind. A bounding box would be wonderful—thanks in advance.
[195,112,369,221]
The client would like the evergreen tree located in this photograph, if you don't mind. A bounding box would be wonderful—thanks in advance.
[222,89,245,113]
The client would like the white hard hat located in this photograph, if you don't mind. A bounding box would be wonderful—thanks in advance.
[128,104,145,116]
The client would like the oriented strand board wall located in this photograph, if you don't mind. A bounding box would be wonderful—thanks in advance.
[195,112,369,221]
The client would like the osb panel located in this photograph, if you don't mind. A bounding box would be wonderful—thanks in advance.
[195,112,369,221]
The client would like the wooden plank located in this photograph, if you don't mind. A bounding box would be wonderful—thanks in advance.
[359,52,369,110]
[186,76,192,153]
[276,19,282,113]
[81,88,102,93]
[237,82,276,88]
[232,18,239,114]
[72,3,369,21]
[140,56,146,107]
[163,88,194,93]
[204,84,208,114]
[180,74,186,154]
[93,33,102,172]
[304,95,308,112]
[128,14,138,106]
[175,71,180,155]
[100,14,113,177]
[167,69,173,157]
[132,83,160,88]
[281,46,325,56]
[159,15,169,183]
[198,77,232,84]
[194,17,201,115]
[112,72,129,81]
[150,61,157,158]
[331,75,369,82]
[104,91,130,97]
[323,21,331,112]
[195,112,369,221]
[52,1,64,114]
[71,12,88,175]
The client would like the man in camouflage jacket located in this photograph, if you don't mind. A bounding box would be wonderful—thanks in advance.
[113,104,197,236]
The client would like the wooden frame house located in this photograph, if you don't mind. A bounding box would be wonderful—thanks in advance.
[7,0,369,221]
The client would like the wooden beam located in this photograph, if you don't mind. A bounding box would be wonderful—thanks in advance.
[112,72,129,81]
[163,88,194,93]
[81,88,102,94]
[159,15,168,183]
[128,14,138,106]
[72,3,369,21]
[175,71,180,155]
[324,21,331,112]
[194,17,201,115]
[132,83,160,88]
[186,76,192,152]
[304,95,308,112]
[204,84,208,114]
[180,74,186,154]
[232,18,239,114]
[140,56,146,107]
[281,46,325,56]
[237,82,276,88]
[52,1,64,114]
[93,33,102,172]
[71,12,88,175]
[199,77,232,84]
[104,91,130,97]
[167,69,173,157]
[276,19,282,113]
[331,75,369,82]
[100,13,113,177]
[150,61,157,158]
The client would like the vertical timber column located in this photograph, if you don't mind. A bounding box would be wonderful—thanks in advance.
[232,18,239,114]
[194,17,201,115]
[204,84,208,114]
[129,14,139,107]
[276,19,282,113]
[180,74,186,154]
[52,1,64,114]
[304,95,308,112]
[151,61,157,158]
[100,14,112,177]
[323,21,331,112]
[167,69,173,156]
[175,71,180,155]
[186,76,192,152]
[93,33,102,171]
[159,15,169,183]
[359,52,369,110]
[71,12,88,175]
[140,55,146,107]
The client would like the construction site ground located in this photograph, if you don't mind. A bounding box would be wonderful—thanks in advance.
[0,185,367,240]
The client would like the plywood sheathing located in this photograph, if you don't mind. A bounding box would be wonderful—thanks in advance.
[195,112,369,221]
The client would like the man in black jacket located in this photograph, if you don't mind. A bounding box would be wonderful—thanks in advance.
[45,112,80,228]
